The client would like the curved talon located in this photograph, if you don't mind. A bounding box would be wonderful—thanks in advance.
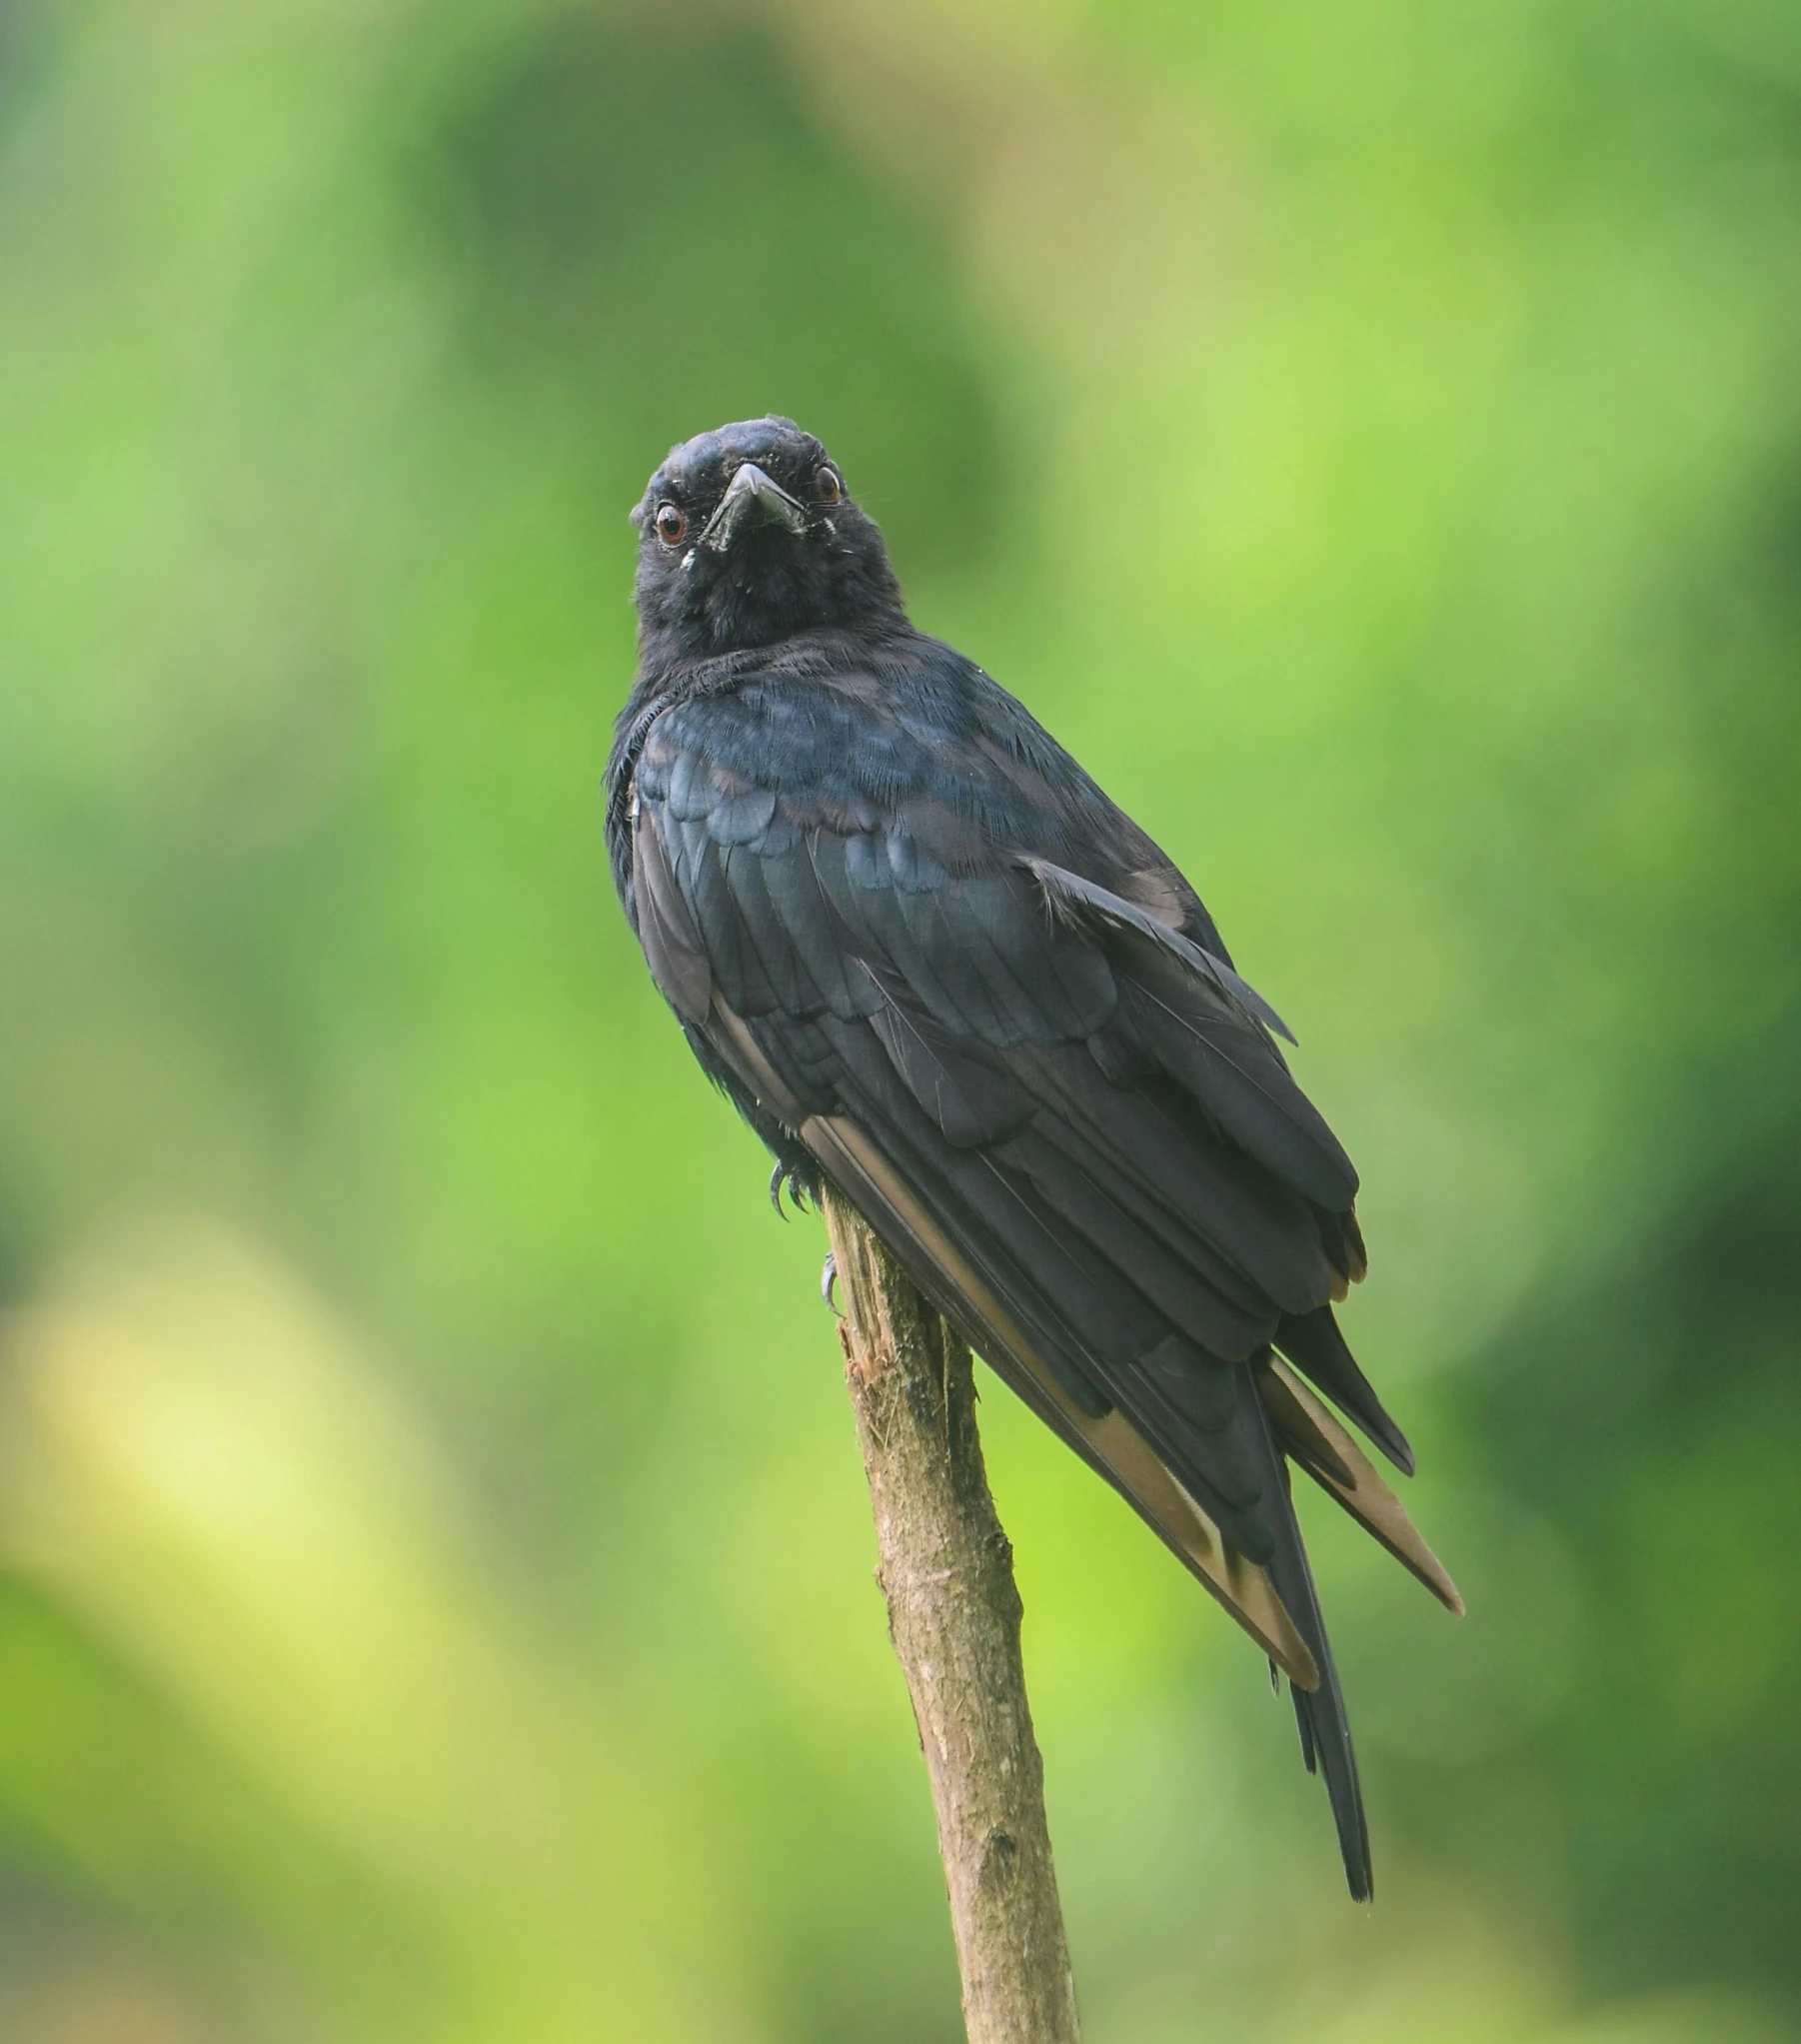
[769,1160,790,1217]
[821,1250,843,1316]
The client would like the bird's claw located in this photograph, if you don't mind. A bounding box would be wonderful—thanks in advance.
[821,1251,843,1316]
[769,1160,812,1218]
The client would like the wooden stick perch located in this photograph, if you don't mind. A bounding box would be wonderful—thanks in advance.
[823,1185,1082,2044]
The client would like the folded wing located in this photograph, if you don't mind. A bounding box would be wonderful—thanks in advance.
[628,710,1458,1899]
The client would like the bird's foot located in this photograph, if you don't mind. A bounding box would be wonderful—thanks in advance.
[821,1251,843,1316]
[769,1160,813,1217]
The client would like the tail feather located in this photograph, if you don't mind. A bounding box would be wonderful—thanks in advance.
[1263,1360,1464,1616]
[1276,1304,1414,1475]
[1244,1361,1372,1901]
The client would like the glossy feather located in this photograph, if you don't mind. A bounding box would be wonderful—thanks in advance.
[606,415,1459,1898]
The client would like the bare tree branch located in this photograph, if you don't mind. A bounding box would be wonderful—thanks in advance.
[823,1186,1082,2044]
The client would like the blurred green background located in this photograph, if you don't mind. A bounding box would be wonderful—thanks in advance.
[2,0,1799,2038]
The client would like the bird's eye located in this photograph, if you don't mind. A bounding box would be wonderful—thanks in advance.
[816,466,842,505]
[655,503,687,546]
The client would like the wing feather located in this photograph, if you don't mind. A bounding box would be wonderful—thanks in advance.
[623,700,1453,1899]
[631,806,711,1024]
[1261,1361,1461,1613]
[804,1119,1319,1686]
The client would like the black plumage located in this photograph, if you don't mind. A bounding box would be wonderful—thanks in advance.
[605,417,1460,1899]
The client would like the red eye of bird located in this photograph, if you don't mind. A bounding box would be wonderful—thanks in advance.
[655,503,686,546]
[816,466,842,505]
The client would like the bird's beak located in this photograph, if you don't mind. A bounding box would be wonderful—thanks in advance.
[700,462,809,553]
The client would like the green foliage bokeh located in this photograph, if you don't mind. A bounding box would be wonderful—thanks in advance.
[0,2,1797,2039]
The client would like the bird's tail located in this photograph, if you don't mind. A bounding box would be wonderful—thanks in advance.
[1242,1360,1372,1901]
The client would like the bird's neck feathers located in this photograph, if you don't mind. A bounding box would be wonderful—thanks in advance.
[634,589,909,674]
[630,611,919,708]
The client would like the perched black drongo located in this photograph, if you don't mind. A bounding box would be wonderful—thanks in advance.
[606,416,1460,1898]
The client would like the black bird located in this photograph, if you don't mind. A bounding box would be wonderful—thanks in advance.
[606,417,1460,1899]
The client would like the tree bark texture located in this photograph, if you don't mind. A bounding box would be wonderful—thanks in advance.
[823,1185,1082,2044]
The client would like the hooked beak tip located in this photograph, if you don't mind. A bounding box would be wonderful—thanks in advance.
[701,462,809,553]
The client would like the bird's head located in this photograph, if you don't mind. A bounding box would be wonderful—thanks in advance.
[630,417,904,661]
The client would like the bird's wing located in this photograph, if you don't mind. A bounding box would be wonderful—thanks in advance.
[630,703,1454,1896]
